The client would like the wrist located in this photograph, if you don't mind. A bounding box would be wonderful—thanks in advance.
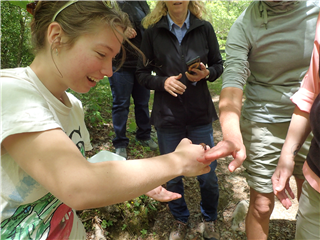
[205,69,210,79]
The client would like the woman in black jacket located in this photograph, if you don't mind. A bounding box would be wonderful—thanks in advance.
[136,1,223,240]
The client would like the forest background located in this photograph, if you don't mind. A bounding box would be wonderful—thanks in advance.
[2,1,297,240]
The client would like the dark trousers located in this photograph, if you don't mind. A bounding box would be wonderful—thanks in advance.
[109,69,151,148]
[157,123,219,223]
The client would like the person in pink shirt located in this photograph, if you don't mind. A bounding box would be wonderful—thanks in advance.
[271,12,320,240]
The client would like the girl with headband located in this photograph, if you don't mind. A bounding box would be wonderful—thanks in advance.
[0,2,214,239]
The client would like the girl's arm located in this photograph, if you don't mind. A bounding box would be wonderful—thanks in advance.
[2,129,210,210]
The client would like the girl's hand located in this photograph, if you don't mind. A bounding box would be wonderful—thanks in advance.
[172,138,213,177]
[145,186,181,202]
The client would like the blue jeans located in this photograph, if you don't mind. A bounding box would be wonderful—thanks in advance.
[109,69,151,148]
[157,124,219,223]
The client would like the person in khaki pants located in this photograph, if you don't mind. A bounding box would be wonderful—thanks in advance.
[200,1,320,240]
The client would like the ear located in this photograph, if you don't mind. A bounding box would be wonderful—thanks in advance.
[47,22,63,48]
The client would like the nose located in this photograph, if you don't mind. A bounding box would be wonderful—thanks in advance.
[101,60,113,77]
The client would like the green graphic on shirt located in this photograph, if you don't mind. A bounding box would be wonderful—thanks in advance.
[1,126,86,239]
[1,193,60,239]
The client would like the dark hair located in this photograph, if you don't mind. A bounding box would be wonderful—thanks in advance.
[32,1,130,49]
[30,1,145,69]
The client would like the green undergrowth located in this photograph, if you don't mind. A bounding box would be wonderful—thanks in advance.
[78,195,161,238]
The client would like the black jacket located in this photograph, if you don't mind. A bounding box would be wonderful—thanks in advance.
[113,1,150,70]
[136,14,223,129]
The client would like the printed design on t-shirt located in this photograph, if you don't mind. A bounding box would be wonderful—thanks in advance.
[1,126,85,239]
[69,126,86,156]
[0,193,69,239]
[0,193,74,239]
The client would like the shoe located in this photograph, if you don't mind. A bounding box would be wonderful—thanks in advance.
[231,200,249,230]
[169,220,188,240]
[137,138,158,150]
[115,148,127,159]
[203,220,219,240]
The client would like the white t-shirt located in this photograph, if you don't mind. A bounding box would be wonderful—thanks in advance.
[1,67,92,239]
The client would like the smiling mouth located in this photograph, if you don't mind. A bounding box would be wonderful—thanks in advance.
[88,76,99,83]
[173,2,182,5]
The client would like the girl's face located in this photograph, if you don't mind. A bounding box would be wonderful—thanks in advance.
[57,24,123,94]
[165,1,189,18]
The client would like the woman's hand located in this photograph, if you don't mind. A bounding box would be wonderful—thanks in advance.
[185,62,209,83]
[271,156,295,209]
[164,73,186,97]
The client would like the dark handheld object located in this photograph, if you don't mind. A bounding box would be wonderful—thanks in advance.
[186,56,201,74]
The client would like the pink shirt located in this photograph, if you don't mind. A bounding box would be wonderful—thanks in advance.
[291,12,320,193]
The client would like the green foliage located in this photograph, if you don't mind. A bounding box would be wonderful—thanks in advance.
[78,195,160,237]
[9,1,31,9]
[121,224,127,231]
[204,0,251,49]
[140,229,148,236]
[115,196,159,234]
[128,147,144,158]
[101,219,113,229]
[127,120,137,133]
[1,1,33,68]
[67,77,113,127]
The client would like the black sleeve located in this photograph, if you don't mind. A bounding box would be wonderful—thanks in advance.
[136,28,168,91]
[205,22,224,82]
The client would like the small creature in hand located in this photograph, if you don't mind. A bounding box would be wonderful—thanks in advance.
[199,143,207,150]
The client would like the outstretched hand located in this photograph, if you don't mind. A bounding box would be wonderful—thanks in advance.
[145,186,181,202]
[197,140,246,172]
[271,162,295,209]
[173,138,212,177]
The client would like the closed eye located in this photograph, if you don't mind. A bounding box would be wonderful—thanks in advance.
[97,52,105,57]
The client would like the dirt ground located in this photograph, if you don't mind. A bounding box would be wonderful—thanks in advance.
[86,97,299,240]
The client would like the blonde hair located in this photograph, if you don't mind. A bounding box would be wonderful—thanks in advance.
[142,1,206,29]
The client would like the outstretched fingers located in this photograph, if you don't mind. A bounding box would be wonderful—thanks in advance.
[197,140,246,173]
[274,188,293,210]
[272,165,295,209]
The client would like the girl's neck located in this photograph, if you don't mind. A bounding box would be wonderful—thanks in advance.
[30,53,67,101]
